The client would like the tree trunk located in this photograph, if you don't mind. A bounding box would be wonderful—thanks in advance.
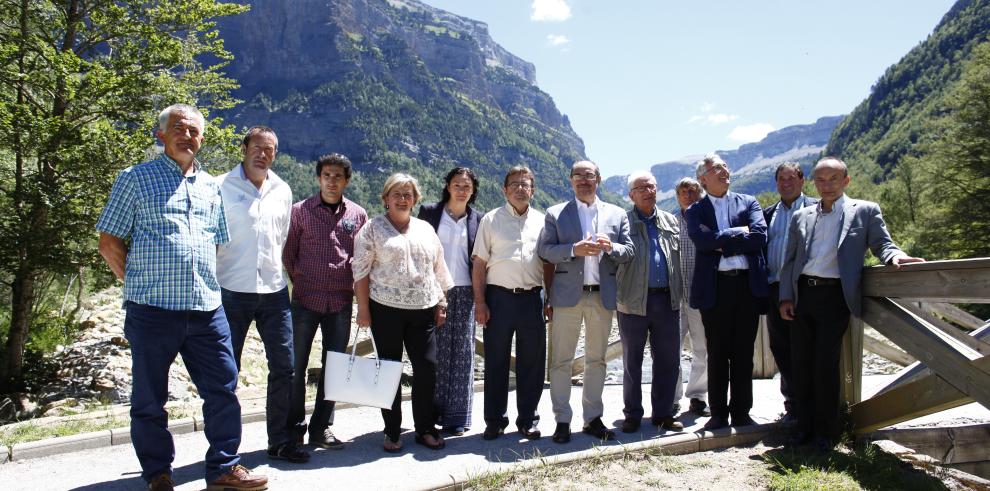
[0,265,35,393]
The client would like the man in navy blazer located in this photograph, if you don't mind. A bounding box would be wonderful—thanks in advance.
[538,160,633,443]
[763,162,818,421]
[684,153,768,430]
[779,157,923,450]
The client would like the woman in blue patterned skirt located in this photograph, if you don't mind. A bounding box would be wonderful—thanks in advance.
[418,167,483,435]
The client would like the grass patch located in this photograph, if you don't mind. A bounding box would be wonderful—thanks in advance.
[0,417,121,448]
[762,443,948,491]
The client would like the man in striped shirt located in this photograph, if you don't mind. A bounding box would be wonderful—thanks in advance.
[97,104,266,491]
[763,162,817,422]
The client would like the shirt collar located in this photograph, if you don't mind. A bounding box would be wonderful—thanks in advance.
[576,197,599,211]
[817,194,845,215]
[634,206,657,222]
[160,153,201,177]
[781,193,806,211]
[505,203,529,218]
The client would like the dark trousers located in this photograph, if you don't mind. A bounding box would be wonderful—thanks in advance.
[288,302,352,440]
[221,287,294,446]
[792,280,851,441]
[766,282,795,412]
[617,291,680,419]
[483,286,545,429]
[369,300,437,440]
[700,273,761,419]
[124,303,241,483]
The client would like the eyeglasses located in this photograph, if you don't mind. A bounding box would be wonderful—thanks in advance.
[570,172,598,181]
[506,182,533,190]
[631,184,657,193]
[703,163,728,175]
[388,192,415,201]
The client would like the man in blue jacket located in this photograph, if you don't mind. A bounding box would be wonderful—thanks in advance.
[684,153,768,430]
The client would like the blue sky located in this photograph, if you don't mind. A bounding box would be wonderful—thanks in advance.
[424,0,957,176]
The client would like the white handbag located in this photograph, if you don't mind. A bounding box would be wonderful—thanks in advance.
[323,330,402,409]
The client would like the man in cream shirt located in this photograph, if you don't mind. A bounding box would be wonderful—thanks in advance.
[217,126,308,463]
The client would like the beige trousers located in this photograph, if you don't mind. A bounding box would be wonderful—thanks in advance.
[549,291,613,424]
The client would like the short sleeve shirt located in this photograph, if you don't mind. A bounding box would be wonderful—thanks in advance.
[96,154,229,311]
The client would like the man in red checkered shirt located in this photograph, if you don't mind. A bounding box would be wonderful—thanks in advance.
[283,153,368,449]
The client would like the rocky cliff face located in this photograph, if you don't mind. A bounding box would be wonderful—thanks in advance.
[215,0,585,210]
[603,116,843,203]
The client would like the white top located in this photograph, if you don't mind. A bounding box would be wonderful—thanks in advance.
[438,210,472,286]
[216,166,293,293]
[576,197,601,285]
[802,195,845,279]
[352,215,453,310]
[709,194,749,271]
[472,204,545,290]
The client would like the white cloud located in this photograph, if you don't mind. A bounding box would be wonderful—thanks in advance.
[531,0,571,22]
[700,101,716,113]
[546,34,570,46]
[685,113,739,125]
[728,123,776,143]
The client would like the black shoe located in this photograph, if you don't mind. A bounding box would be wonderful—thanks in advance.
[731,414,757,427]
[483,425,506,440]
[582,417,616,441]
[702,416,729,430]
[651,416,684,431]
[552,422,571,444]
[267,442,311,463]
[517,422,541,440]
[689,398,710,417]
[310,428,345,449]
[147,474,174,491]
[787,431,812,447]
[621,417,641,433]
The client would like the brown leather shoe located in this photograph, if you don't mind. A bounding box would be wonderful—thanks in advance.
[207,465,268,491]
[147,474,174,491]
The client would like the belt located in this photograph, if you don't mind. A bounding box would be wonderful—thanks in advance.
[800,275,841,287]
[647,287,670,294]
[491,285,542,294]
[717,269,747,277]
[582,284,600,292]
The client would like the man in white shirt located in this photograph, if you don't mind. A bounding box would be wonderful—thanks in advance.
[217,126,308,463]
[538,160,633,443]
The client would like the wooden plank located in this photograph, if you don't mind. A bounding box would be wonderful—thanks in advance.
[840,317,864,404]
[572,339,623,377]
[864,332,914,366]
[851,355,990,433]
[923,302,987,331]
[897,301,990,355]
[873,323,990,397]
[861,259,990,303]
[861,297,990,409]
[867,424,990,465]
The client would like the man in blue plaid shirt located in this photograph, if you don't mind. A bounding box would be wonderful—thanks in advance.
[97,104,267,491]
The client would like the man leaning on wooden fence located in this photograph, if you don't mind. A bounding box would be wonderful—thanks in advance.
[778,157,924,452]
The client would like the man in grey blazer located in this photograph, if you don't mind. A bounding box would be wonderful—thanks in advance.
[779,157,923,451]
[538,160,633,443]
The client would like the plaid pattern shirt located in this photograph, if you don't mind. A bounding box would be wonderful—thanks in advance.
[677,212,696,302]
[96,154,229,311]
[283,195,368,314]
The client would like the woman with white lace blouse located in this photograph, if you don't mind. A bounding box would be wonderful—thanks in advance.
[353,173,454,453]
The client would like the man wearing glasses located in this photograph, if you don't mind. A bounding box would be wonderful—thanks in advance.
[538,160,633,443]
[683,153,768,431]
[472,166,551,441]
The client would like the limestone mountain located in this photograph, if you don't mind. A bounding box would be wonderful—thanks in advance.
[214,0,587,211]
[604,116,842,209]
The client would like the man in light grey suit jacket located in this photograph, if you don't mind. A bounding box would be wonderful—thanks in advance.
[538,160,633,443]
[778,157,923,451]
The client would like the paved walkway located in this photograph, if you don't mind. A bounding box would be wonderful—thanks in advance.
[0,377,986,490]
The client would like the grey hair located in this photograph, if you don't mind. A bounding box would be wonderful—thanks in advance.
[675,177,703,195]
[158,104,205,132]
[626,171,655,189]
[814,157,849,177]
[695,152,727,179]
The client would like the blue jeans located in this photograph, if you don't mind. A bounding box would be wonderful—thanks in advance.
[288,302,352,440]
[221,287,294,446]
[124,302,241,484]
